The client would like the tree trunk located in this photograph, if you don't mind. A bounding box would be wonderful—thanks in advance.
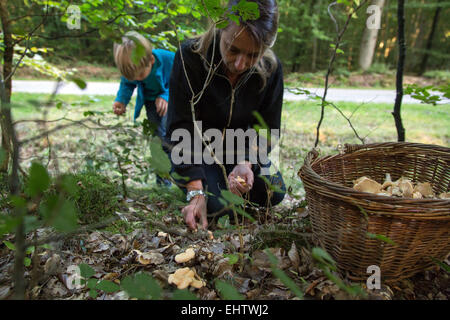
[0,0,13,172]
[392,0,406,142]
[419,0,442,75]
[359,0,385,71]
[0,0,25,300]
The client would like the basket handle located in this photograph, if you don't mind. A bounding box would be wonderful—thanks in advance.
[306,149,320,163]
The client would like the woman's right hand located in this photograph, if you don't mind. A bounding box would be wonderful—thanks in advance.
[113,101,126,115]
[181,195,208,231]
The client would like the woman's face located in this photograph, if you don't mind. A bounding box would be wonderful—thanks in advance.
[219,24,261,78]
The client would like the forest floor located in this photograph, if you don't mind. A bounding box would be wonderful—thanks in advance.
[0,186,449,300]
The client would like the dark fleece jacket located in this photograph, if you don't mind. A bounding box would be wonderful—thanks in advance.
[166,34,284,184]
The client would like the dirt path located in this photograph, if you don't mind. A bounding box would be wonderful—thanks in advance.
[13,80,449,104]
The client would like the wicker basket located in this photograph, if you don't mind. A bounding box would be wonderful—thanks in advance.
[299,142,450,281]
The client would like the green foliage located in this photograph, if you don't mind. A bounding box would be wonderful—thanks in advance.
[265,248,304,299]
[172,289,199,300]
[121,272,161,300]
[2,241,49,267]
[50,172,120,225]
[77,263,120,298]
[405,84,450,106]
[366,232,397,246]
[149,137,172,177]
[431,258,450,273]
[311,247,366,298]
[25,163,50,197]
[215,280,245,300]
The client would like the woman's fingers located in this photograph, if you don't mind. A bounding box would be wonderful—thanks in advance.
[182,207,197,230]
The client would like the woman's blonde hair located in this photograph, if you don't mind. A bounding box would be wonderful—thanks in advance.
[193,0,279,89]
[114,31,153,80]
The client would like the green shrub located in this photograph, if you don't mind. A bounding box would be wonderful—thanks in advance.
[423,70,450,82]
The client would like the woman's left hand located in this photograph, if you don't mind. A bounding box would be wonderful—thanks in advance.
[228,162,254,196]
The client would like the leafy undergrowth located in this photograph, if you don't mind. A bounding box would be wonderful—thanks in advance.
[0,189,448,300]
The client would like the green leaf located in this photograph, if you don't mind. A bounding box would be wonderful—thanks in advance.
[431,258,450,273]
[24,215,40,234]
[234,206,256,222]
[121,272,161,300]
[78,263,96,279]
[220,190,244,205]
[89,289,98,299]
[50,199,78,232]
[25,163,50,197]
[58,174,78,196]
[366,232,397,246]
[216,20,229,29]
[172,289,199,300]
[87,278,98,289]
[130,41,146,66]
[0,215,20,237]
[217,215,231,230]
[69,76,87,90]
[231,0,260,21]
[224,254,239,265]
[3,240,16,251]
[149,137,171,176]
[24,257,32,267]
[96,280,120,293]
[215,280,244,300]
[9,195,27,209]
[171,172,189,182]
[311,247,336,270]
[25,246,35,255]
[265,249,303,299]
[0,147,6,165]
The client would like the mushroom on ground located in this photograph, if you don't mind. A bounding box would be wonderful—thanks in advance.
[175,248,196,264]
[168,267,205,290]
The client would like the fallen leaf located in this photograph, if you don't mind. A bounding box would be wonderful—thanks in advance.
[133,250,165,265]
[288,242,300,270]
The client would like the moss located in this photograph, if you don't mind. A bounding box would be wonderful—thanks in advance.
[50,171,121,225]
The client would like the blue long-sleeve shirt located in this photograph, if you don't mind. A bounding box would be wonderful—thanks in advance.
[115,48,175,120]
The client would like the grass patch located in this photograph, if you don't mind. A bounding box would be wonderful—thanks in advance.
[9,92,450,199]
[279,100,450,196]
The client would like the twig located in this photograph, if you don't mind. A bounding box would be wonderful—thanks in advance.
[314,0,368,147]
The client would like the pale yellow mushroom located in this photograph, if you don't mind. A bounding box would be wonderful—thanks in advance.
[168,267,194,290]
[236,176,247,187]
[413,192,423,199]
[207,230,214,240]
[414,182,434,198]
[168,267,205,290]
[381,173,393,190]
[397,178,414,198]
[353,177,382,194]
[175,248,196,263]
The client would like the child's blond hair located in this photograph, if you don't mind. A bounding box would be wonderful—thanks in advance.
[114,31,153,80]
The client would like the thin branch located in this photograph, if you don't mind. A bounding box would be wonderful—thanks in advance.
[314,0,368,147]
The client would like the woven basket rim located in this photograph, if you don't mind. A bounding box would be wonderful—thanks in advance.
[299,142,450,215]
